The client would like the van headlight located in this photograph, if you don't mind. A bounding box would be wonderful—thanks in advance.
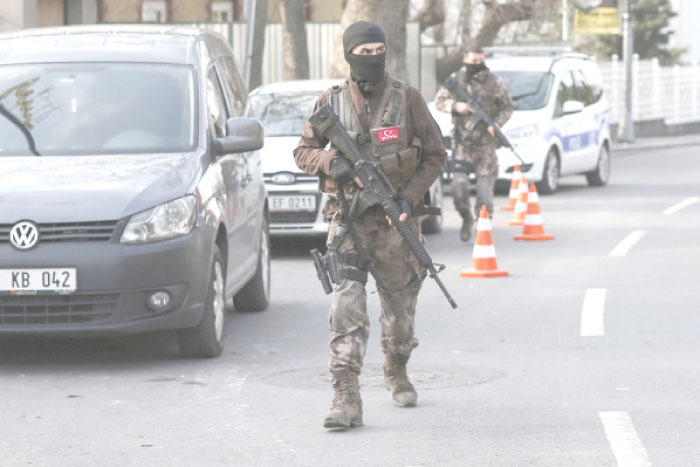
[507,124,538,140]
[120,195,197,244]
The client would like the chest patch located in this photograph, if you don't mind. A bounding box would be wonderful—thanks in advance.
[376,127,400,143]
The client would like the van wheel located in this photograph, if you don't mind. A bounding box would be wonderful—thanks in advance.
[421,180,443,235]
[537,148,559,194]
[586,144,611,186]
[234,219,271,312]
[178,245,225,358]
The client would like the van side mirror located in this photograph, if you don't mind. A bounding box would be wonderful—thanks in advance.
[562,100,584,115]
[212,117,264,156]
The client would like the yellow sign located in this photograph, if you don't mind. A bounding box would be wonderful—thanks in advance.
[574,7,620,35]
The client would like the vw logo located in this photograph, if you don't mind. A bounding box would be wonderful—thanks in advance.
[9,221,39,250]
[271,172,296,185]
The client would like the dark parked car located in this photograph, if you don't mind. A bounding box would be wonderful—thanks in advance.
[0,25,270,357]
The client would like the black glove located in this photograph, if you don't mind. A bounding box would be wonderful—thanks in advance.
[329,157,355,184]
[396,198,413,219]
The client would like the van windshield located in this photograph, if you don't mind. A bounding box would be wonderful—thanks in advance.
[249,91,320,137]
[493,71,554,111]
[0,63,197,156]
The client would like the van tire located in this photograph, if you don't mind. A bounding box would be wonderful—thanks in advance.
[178,245,226,358]
[234,218,271,312]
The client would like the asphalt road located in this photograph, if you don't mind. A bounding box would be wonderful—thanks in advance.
[2,144,699,467]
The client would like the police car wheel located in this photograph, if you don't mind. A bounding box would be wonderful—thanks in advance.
[537,148,559,194]
[422,180,443,234]
[586,144,611,187]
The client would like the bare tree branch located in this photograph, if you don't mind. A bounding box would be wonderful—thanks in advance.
[410,0,445,32]
[436,0,535,83]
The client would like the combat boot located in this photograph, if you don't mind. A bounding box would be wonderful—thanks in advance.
[323,369,363,429]
[460,212,475,242]
[384,353,417,407]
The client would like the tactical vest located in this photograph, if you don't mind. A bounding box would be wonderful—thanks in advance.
[321,76,421,195]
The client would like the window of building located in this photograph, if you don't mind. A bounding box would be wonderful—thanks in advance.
[142,1,167,22]
[212,1,235,22]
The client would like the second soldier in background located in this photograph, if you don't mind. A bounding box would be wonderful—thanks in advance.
[435,47,513,241]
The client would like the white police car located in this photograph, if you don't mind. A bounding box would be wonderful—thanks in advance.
[431,50,612,194]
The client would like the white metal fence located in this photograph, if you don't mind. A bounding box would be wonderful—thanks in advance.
[599,56,700,125]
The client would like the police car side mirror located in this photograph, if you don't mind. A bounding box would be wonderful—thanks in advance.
[212,117,264,156]
[562,100,584,115]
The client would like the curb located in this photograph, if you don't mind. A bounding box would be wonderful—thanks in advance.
[612,136,700,154]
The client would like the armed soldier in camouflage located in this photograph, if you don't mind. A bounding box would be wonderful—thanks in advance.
[294,21,446,429]
[435,47,513,241]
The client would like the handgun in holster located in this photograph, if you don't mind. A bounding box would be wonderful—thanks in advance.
[310,248,333,295]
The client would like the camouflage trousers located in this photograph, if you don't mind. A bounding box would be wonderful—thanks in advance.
[326,213,423,374]
[453,142,498,219]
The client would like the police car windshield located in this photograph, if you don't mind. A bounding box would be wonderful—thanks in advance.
[0,63,197,156]
[493,71,554,111]
[250,92,320,137]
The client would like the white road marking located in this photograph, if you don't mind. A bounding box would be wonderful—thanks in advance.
[581,288,607,337]
[609,230,646,257]
[662,196,699,215]
[599,411,652,467]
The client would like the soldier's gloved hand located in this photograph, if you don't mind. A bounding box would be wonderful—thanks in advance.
[329,157,356,184]
[397,198,413,220]
[387,198,412,226]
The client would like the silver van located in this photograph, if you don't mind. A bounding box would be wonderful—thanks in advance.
[0,26,270,358]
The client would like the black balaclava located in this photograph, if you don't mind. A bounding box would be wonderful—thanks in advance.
[343,21,386,89]
[465,62,489,80]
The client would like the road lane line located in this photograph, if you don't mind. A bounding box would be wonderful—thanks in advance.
[581,288,606,337]
[663,196,699,215]
[599,411,652,467]
[609,230,646,257]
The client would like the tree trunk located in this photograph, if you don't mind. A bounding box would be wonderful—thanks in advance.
[279,0,310,80]
[435,0,535,83]
[329,0,410,81]
[245,0,268,91]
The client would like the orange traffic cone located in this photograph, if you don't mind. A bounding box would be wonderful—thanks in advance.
[514,183,554,241]
[499,165,521,211]
[461,206,509,278]
[507,175,528,226]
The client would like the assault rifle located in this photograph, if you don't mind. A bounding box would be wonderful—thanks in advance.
[309,104,457,310]
[443,75,528,168]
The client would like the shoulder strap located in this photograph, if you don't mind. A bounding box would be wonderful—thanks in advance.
[330,81,363,135]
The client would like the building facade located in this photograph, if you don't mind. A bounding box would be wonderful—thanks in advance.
[0,0,343,32]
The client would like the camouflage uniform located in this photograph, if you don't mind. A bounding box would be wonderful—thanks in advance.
[294,74,445,377]
[327,215,422,373]
[435,67,513,223]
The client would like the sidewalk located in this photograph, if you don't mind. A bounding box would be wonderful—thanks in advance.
[611,133,700,154]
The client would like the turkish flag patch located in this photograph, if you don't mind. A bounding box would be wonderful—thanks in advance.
[376,126,400,143]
